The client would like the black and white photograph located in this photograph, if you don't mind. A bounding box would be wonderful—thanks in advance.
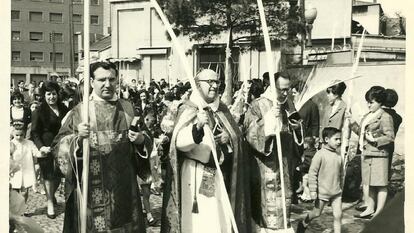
[1,0,411,232]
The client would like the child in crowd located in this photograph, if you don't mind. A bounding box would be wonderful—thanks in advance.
[10,123,43,214]
[139,109,161,226]
[297,127,344,233]
[297,137,317,202]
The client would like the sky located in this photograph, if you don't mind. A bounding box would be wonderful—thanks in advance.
[376,0,407,16]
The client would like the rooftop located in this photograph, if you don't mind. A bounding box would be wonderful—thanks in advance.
[353,0,381,6]
[90,35,111,52]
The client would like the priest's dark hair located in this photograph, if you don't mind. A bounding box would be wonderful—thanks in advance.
[90,61,118,79]
[274,71,291,81]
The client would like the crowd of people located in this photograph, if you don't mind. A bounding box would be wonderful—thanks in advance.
[8,61,403,233]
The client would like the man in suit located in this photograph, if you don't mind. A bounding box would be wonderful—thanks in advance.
[15,80,30,105]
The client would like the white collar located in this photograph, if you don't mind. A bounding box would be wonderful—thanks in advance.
[90,91,118,101]
[189,92,220,112]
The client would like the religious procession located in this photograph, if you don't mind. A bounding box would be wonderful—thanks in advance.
[8,0,406,233]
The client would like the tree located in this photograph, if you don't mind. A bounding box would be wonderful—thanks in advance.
[159,0,303,105]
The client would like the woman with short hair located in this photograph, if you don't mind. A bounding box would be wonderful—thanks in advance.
[352,86,395,219]
[321,82,348,133]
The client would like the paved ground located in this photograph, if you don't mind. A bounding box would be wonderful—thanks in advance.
[14,183,384,233]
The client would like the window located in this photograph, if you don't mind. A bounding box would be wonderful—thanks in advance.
[49,0,63,3]
[74,52,80,63]
[50,52,64,62]
[91,0,98,5]
[30,32,44,41]
[353,6,368,14]
[29,11,43,22]
[73,14,82,23]
[90,15,99,25]
[12,31,21,41]
[198,47,240,81]
[50,13,63,23]
[30,52,44,61]
[73,34,78,46]
[54,33,63,42]
[11,10,20,20]
[12,51,21,61]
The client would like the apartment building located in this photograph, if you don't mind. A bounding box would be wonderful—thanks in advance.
[11,0,106,86]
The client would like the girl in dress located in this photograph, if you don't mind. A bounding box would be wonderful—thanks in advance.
[10,123,43,207]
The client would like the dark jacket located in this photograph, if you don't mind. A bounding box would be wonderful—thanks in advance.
[383,108,402,135]
[298,147,317,174]
[31,102,69,148]
[298,99,320,138]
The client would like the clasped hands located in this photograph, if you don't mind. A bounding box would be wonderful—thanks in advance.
[196,110,230,145]
[38,146,51,158]
[77,122,144,144]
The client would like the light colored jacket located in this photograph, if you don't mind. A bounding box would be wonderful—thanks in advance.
[352,108,395,157]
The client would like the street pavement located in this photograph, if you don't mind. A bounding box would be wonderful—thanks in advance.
[14,183,383,233]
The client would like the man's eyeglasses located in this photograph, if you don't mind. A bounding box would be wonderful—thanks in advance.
[199,79,221,87]
[277,87,291,93]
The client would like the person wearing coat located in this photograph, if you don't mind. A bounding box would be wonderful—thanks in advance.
[321,82,349,133]
[31,81,69,218]
[351,86,394,219]
[244,72,303,231]
[382,89,403,179]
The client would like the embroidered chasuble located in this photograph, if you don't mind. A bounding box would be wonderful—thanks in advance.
[53,99,150,233]
[244,94,303,231]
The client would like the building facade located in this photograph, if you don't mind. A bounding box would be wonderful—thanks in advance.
[108,0,347,86]
[352,1,383,35]
[11,0,105,86]
[98,0,404,89]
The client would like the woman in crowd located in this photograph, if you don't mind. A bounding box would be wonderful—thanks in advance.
[352,86,394,219]
[135,89,154,116]
[321,82,349,134]
[382,89,403,179]
[31,81,69,219]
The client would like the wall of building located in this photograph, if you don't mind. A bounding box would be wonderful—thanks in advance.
[353,4,381,35]
[110,0,285,85]
[103,0,111,35]
[308,0,352,39]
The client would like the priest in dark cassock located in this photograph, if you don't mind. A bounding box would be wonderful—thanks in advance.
[244,71,303,232]
[52,61,151,233]
[161,69,251,233]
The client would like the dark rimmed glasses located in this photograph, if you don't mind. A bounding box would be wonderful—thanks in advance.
[198,79,221,87]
